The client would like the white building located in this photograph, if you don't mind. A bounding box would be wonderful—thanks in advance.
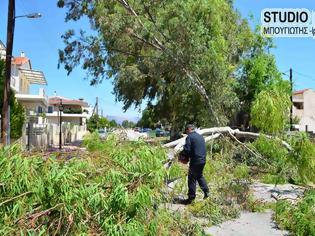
[46,96,90,126]
[0,40,5,60]
[293,88,315,132]
[0,43,47,118]
[11,53,48,124]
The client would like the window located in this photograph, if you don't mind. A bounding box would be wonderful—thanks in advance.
[38,106,43,114]
[293,102,303,110]
[48,106,53,113]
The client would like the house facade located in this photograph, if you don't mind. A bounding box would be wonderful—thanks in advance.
[1,43,90,148]
[11,53,48,124]
[1,42,48,120]
[46,96,90,126]
[292,88,315,132]
[0,40,5,60]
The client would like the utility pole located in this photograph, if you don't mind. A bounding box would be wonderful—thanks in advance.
[2,0,15,145]
[96,97,99,116]
[290,68,293,131]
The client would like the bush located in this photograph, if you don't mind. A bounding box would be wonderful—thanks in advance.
[275,189,315,236]
[289,133,315,184]
[0,60,26,139]
[251,134,315,185]
[0,140,204,235]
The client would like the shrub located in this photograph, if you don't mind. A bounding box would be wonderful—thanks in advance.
[0,140,203,235]
[289,133,315,184]
[275,189,315,236]
[251,134,315,185]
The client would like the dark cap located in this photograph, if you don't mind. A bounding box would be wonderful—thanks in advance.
[185,124,195,131]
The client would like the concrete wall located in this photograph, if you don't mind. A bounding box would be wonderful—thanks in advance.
[293,90,315,132]
[21,123,88,150]
[46,116,86,125]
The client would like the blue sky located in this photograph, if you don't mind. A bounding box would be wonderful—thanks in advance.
[1,0,315,119]
[235,0,315,90]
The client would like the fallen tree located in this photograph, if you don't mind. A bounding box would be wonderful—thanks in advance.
[163,127,291,152]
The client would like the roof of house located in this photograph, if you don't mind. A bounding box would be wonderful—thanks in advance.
[293,89,310,95]
[19,68,47,85]
[12,57,30,65]
[49,96,89,107]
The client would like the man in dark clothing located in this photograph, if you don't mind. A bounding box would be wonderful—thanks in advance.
[181,124,209,205]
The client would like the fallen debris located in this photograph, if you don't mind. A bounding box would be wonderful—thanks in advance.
[250,182,305,204]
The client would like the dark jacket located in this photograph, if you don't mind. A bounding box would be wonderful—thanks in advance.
[183,131,206,166]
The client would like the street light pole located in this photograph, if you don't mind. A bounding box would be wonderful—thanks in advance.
[1,0,41,145]
[59,99,63,150]
[290,68,293,131]
[2,0,15,145]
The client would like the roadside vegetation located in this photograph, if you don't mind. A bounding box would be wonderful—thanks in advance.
[275,189,315,236]
[1,0,314,235]
[0,134,204,235]
[167,134,315,232]
[1,130,315,235]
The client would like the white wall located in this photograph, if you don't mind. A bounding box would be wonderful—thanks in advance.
[294,90,315,132]
[21,123,88,150]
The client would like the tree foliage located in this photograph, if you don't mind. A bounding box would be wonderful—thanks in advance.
[137,108,157,129]
[57,0,253,128]
[251,81,290,134]
[109,119,118,128]
[235,33,278,112]
[0,60,25,139]
[0,138,204,235]
[87,114,109,132]
[234,32,291,132]
[122,120,135,128]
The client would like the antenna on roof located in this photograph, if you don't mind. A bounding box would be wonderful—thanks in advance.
[54,91,57,96]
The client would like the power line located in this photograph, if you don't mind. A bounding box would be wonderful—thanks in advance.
[293,70,315,79]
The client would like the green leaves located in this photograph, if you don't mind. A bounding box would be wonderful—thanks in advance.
[58,0,253,127]
[0,136,204,235]
[275,189,315,235]
[289,133,315,184]
[251,81,291,134]
[87,114,110,132]
[0,60,25,139]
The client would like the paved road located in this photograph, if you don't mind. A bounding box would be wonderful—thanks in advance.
[204,210,288,236]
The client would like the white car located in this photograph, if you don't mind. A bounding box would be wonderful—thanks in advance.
[98,129,107,139]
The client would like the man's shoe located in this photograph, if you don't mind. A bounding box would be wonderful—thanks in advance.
[204,192,209,199]
[180,198,194,205]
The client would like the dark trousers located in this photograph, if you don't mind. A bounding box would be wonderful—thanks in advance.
[188,163,209,199]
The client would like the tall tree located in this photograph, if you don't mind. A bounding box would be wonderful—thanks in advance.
[57,0,252,128]
[137,107,157,129]
[87,114,109,132]
[109,119,118,128]
[234,32,290,131]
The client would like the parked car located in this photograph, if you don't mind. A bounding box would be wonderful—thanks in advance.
[98,129,107,139]
[155,128,165,137]
[142,128,152,133]
[134,127,141,132]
